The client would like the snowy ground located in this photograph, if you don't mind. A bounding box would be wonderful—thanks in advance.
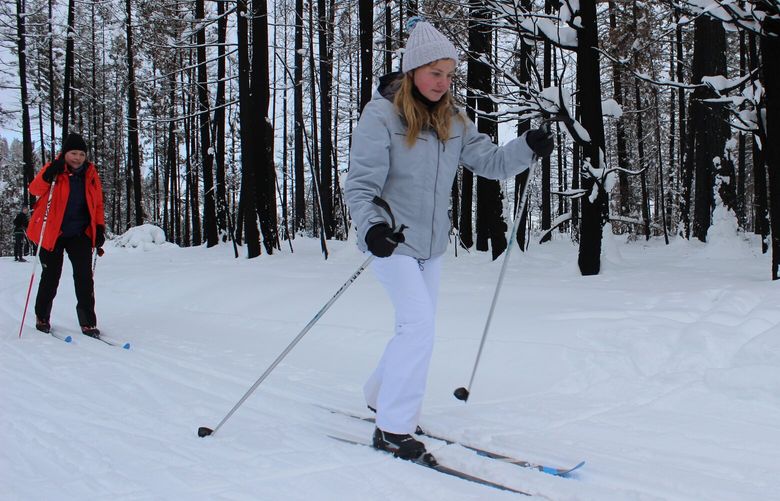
[2,226,779,500]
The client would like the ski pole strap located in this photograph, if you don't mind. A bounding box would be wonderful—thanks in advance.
[371,196,407,241]
[371,196,396,229]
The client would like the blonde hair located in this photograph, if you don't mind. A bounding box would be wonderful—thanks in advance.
[393,66,463,148]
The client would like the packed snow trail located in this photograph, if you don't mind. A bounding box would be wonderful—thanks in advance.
[2,227,779,500]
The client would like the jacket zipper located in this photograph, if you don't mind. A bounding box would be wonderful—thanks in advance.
[429,131,441,260]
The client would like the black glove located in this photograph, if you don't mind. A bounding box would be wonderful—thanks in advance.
[365,223,405,258]
[42,158,66,183]
[526,128,555,158]
[95,225,105,248]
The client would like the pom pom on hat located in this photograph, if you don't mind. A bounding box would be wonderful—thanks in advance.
[402,19,459,73]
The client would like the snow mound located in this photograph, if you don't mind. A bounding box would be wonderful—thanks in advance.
[114,224,172,250]
[702,183,753,258]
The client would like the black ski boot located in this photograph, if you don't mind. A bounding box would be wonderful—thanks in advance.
[81,326,101,338]
[373,428,428,461]
[36,318,51,333]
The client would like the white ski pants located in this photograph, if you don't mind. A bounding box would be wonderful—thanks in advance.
[365,254,443,434]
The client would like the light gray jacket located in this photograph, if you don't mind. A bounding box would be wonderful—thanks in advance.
[345,84,535,260]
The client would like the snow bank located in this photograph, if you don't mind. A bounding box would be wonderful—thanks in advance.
[113,224,173,250]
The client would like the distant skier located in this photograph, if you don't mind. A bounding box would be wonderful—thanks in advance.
[13,206,29,262]
[345,18,554,460]
[27,132,106,338]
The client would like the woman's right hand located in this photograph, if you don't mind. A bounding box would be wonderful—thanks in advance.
[42,158,65,183]
[365,223,405,258]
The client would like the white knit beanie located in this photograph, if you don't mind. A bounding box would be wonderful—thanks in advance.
[402,19,459,74]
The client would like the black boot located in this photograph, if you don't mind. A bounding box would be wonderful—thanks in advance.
[373,428,427,460]
[81,326,100,338]
[36,318,51,333]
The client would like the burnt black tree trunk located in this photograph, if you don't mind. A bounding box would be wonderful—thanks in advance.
[61,0,75,137]
[236,0,261,257]
[514,0,533,251]
[359,1,373,112]
[469,1,507,260]
[47,0,55,154]
[15,0,35,205]
[126,0,143,226]
[749,32,769,252]
[539,0,552,243]
[632,0,650,241]
[576,0,608,276]
[760,11,780,279]
[318,0,335,238]
[690,16,728,242]
[609,1,631,224]
[251,0,279,254]
[385,0,393,74]
[214,0,229,241]
[196,0,218,246]
[294,0,305,233]
[677,8,692,239]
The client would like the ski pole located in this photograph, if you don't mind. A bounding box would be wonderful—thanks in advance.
[453,131,545,402]
[18,178,57,339]
[199,196,404,438]
[92,247,104,274]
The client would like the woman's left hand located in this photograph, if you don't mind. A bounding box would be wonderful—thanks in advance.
[95,225,105,248]
[526,128,555,157]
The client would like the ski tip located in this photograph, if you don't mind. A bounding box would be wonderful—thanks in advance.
[550,460,586,476]
[122,342,131,350]
[64,335,73,343]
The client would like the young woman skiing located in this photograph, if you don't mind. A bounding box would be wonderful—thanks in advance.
[27,132,106,337]
[344,18,554,460]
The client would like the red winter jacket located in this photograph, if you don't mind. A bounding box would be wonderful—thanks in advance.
[27,161,106,252]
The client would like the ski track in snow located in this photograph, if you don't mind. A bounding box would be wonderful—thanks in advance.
[2,231,779,500]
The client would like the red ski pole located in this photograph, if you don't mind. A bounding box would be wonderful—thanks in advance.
[18,179,57,338]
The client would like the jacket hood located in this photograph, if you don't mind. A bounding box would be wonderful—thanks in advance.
[377,72,404,101]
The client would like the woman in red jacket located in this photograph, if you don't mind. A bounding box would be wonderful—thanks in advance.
[27,133,106,337]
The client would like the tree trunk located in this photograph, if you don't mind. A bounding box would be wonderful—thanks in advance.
[195,0,218,246]
[236,0,261,257]
[294,0,305,233]
[15,0,34,206]
[609,1,631,225]
[738,31,747,229]
[251,0,279,254]
[576,0,608,275]
[636,87,651,240]
[385,0,393,74]
[654,87,670,244]
[690,16,728,242]
[214,0,228,240]
[47,0,55,155]
[61,0,75,137]
[358,1,373,112]
[540,0,552,243]
[514,0,533,250]
[760,13,780,279]
[676,9,691,238]
[318,0,334,238]
[749,32,769,252]
[126,0,143,226]
[469,1,506,260]
[165,74,176,242]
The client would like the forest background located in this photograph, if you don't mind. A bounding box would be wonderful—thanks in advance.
[1,0,778,279]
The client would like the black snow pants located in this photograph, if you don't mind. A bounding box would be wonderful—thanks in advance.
[35,234,96,327]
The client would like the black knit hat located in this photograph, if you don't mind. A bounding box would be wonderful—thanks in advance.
[62,133,88,154]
